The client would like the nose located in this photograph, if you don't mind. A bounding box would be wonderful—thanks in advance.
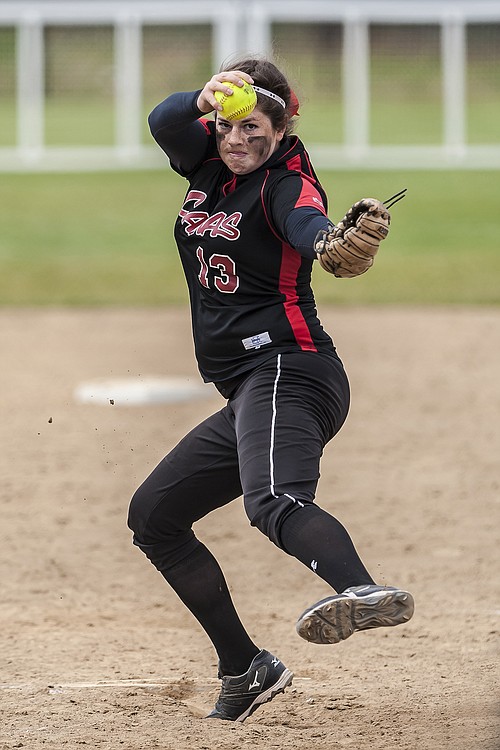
[226,125,244,145]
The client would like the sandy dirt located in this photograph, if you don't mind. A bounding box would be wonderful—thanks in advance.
[1,306,498,750]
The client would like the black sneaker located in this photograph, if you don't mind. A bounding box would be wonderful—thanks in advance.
[296,584,414,644]
[206,649,293,722]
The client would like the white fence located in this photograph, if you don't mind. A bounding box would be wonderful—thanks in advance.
[1,0,500,170]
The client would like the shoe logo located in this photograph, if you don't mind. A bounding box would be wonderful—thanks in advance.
[271,657,280,667]
[344,591,358,599]
[249,671,261,690]
[311,559,318,572]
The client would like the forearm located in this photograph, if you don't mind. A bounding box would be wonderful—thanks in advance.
[148,90,208,173]
[284,208,331,260]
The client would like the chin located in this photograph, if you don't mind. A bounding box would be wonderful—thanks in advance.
[226,161,251,175]
[232,165,251,175]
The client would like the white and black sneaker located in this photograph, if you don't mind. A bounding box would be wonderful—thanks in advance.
[296,584,414,645]
[206,649,293,722]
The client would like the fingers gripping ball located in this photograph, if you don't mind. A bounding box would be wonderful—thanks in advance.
[315,199,391,278]
[215,82,257,120]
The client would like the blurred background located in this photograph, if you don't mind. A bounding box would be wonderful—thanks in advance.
[1,0,499,305]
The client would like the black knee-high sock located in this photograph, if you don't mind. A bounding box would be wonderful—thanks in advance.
[161,542,259,676]
[279,503,375,593]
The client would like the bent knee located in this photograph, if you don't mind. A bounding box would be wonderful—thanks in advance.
[243,493,291,547]
[127,482,153,541]
[244,490,313,548]
[128,483,198,571]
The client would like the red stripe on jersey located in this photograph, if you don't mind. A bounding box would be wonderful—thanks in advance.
[286,150,328,213]
[302,148,314,177]
[280,136,300,162]
[279,243,317,352]
[199,118,211,136]
[286,153,302,173]
[223,175,237,195]
[260,171,281,241]
[295,180,327,214]
[260,170,317,351]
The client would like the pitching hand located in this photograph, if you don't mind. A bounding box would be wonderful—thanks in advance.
[197,71,254,114]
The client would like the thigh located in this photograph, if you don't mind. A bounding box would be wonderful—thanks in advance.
[128,406,242,541]
[232,351,350,510]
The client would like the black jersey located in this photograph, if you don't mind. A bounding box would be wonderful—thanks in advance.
[160,110,335,384]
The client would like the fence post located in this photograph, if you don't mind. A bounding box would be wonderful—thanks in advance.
[245,1,272,58]
[114,15,142,157]
[213,2,243,69]
[441,14,466,152]
[16,15,44,159]
[343,16,370,157]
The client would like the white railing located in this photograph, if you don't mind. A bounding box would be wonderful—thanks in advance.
[1,0,500,171]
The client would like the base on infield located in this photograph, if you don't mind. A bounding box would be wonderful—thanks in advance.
[73,375,214,406]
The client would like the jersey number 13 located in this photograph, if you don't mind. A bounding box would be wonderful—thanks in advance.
[196,246,239,294]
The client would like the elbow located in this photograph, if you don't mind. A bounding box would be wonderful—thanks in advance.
[148,106,162,138]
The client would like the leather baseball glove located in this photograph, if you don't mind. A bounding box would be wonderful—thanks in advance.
[315,198,391,278]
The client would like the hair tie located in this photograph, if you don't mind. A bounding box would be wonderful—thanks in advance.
[289,90,300,117]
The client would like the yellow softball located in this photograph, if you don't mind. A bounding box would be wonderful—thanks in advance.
[214,82,257,120]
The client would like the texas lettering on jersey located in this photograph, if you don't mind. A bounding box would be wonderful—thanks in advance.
[179,190,242,240]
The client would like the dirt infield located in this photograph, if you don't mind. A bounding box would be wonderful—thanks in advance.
[1,307,498,749]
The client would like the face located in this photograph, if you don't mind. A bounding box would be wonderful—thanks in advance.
[215,107,285,175]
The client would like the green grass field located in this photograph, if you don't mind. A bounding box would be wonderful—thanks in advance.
[0,168,499,306]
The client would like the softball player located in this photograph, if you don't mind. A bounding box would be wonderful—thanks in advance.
[128,56,414,722]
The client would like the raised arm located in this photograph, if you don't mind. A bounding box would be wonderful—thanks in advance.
[149,70,254,175]
[148,90,209,175]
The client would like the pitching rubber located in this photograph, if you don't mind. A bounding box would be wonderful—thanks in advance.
[296,588,415,645]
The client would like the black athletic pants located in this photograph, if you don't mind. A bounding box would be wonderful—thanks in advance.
[128,350,375,673]
[129,351,349,561]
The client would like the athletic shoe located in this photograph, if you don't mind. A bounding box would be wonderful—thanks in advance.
[296,584,414,645]
[206,649,293,722]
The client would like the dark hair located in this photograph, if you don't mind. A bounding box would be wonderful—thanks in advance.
[220,55,295,134]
